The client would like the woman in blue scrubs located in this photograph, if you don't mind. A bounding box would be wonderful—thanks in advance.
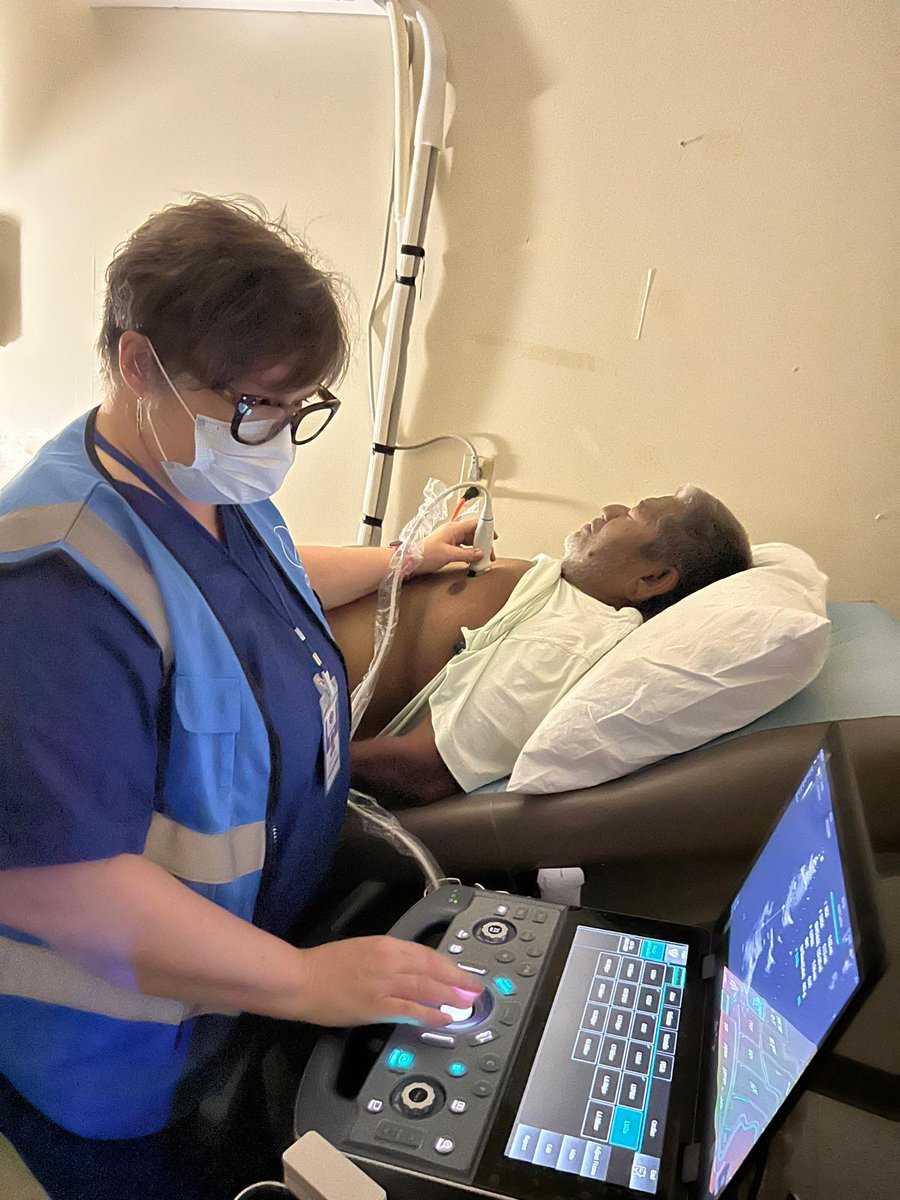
[0,197,484,1198]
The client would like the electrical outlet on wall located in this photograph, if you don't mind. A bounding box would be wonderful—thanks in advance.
[475,455,495,490]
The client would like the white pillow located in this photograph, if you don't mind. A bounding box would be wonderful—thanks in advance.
[507,543,831,794]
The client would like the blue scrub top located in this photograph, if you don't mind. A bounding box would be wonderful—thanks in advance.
[0,445,350,939]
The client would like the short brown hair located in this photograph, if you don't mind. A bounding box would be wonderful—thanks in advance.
[638,485,752,618]
[99,195,349,393]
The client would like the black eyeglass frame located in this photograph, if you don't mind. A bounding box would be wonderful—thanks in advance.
[228,387,341,446]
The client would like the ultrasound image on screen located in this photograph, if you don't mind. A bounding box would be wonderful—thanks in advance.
[505,925,689,1194]
[708,750,860,1195]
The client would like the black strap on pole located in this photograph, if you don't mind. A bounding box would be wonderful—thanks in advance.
[361,515,383,529]
[396,243,425,286]
[372,442,396,456]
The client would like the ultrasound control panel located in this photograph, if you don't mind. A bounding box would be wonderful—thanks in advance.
[346,887,564,1175]
[294,884,566,1185]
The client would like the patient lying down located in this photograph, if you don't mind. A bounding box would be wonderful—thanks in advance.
[328,486,751,807]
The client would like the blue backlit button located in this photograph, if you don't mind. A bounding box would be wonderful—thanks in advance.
[493,976,517,996]
[630,1153,661,1194]
[449,1098,467,1115]
[446,1061,468,1078]
[557,1135,588,1175]
[507,1123,541,1162]
[479,1054,502,1073]
[640,939,666,962]
[536,1129,563,1169]
[610,1106,642,1151]
[434,1137,455,1155]
[579,1141,612,1180]
[386,1048,416,1073]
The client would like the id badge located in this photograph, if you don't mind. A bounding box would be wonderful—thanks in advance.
[314,670,342,794]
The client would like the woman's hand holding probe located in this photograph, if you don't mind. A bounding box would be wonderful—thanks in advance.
[295,936,483,1027]
[412,517,497,577]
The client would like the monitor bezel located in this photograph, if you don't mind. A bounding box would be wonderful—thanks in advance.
[696,723,886,1200]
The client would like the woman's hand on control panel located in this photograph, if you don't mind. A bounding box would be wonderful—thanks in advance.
[295,936,484,1028]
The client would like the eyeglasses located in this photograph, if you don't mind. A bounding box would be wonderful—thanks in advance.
[226,387,341,447]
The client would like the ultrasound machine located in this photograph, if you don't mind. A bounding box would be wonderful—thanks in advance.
[293,726,885,1198]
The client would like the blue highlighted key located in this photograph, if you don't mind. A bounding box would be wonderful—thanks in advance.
[640,940,666,962]
[494,976,517,996]
[446,1061,468,1078]
[610,1106,642,1151]
[386,1048,416,1073]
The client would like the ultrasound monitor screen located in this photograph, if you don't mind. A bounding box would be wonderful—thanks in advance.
[505,925,690,1194]
[708,749,861,1196]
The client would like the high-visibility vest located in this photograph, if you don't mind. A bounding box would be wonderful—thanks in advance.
[0,411,329,1137]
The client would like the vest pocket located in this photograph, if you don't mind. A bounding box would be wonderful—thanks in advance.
[171,674,242,803]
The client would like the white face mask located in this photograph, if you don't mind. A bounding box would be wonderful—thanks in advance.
[143,342,296,505]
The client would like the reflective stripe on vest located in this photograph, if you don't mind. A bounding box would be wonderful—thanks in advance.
[0,500,174,672]
[0,935,236,1026]
[143,813,266,884]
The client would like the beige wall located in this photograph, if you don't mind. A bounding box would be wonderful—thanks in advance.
[1,0,898,612]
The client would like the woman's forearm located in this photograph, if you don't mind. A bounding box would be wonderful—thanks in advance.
[297,544,396,609]
[0,855,312,1020]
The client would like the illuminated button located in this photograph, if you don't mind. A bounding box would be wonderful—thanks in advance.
[366,1099,383,1114]
[448,943,464,955]
[386,1048,416,1073]
[495,904,509,916]
[493,976,517,996]
[434,1137,455,1155]
[454,930,470,940]
[446,1061,468,1078]
[440,1003,473,1024]
[457,962,488,975]
[449,1098,467,1115]
[421,1032,455,1048]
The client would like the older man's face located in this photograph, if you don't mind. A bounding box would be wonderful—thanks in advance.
[563,496,684,562]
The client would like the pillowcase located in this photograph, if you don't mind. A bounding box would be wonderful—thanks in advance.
[507,543,831,794]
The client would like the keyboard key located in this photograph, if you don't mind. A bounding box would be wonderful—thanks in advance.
[582,1101,614,1141]
[591,1067,621,1104]
[661,1005,680,1031]
[596,952,621,979]
[582,1002,607,1031]
[558,1135,588,1175]
[535,1129,562,1169]
[507,1123,541,1162]
[613,981,637,1008]
[609,1106,642,1150]
[579,1141,612,1180]
[621,1072,647,1109]
[620,957,642,983]
[590,977,614,1005]
[654,1053,675,1081]
[664,985,682,1006]
[640,939,666,962]
[625,1042,652,1074]
[598,1036,627,1069]
[607,1007,633,1039]
[632,1013,657,1043]
[643,1079,669,1155]
[620,936,640,954]
[630,1153,661,1194]
[642,962,665,987]
[573,1030,601,1065]
[658,1029,677,1056]
[637,987,661,1014]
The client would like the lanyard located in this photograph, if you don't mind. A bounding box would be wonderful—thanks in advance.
[93,427,328,672]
